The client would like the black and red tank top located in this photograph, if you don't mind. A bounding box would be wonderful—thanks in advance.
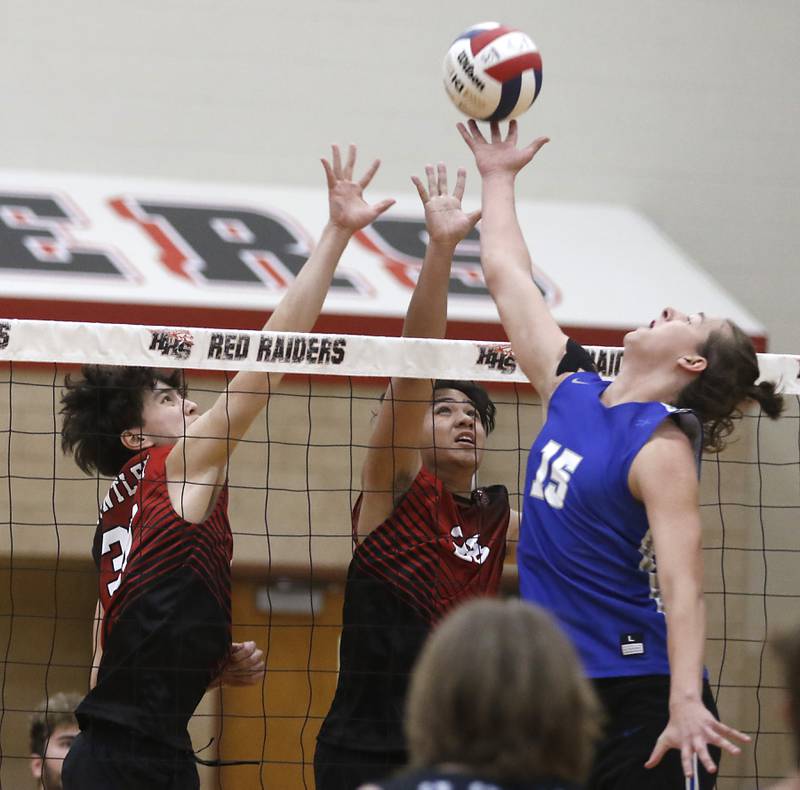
[317,466,510,752]
[77,445,233,751]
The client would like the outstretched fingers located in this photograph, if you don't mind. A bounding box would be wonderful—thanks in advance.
[689,739,717,775]
[425,164,437,197]
[331,144,342,179]
[468,118,488,143]
[343,143,356,180]
[369,198,396,219]
[358,158,381,189]
[526,136,551,158]
[452,167,467,201]
[320,158,335,189]
[506,119,518,144]
[456,122,474,150]
[644,737,668,770]
[714,720,751,746]
[707,720,749,756]
[411,175,428,204]
[436,162,448,195]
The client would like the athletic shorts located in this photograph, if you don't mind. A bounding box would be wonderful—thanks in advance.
[62,721,199,790]
[588,675,722,790]
[314,738,407,790]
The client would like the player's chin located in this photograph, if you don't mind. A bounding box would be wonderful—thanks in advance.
[449,446,483,467]
[623,327,643,345]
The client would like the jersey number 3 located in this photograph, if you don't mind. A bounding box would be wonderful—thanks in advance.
[530,439,583,509]
[101,504,137,597]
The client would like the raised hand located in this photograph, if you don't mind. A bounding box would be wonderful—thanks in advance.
[644,699,750,777]
[213,640,266,688]
[411,163,481,248]
[457,119,549,179]
[321,144,396,234]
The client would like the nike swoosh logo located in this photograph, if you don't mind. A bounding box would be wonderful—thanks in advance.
[571,379,590,385]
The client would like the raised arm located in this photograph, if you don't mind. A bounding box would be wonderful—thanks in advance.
[356,165,480,539]
[169,146,395,521]
[458,120,567,403]
[632,422,750,778]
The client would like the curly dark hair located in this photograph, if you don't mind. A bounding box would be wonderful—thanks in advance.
[433,379,497,434]
[675,321,784,452]
[60,365,185,477]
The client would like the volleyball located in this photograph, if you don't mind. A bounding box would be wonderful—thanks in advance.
[443,22,543,122]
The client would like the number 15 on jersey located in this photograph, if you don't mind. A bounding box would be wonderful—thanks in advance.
[530,439,583,509]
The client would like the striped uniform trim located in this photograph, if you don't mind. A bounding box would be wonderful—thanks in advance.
[353,467,509,623]
[98,446,232,644]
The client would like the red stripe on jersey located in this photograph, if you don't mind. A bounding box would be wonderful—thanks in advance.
[353,467,509,623]
[485,51,542,82]
[469,26,515,56]
[96,446,232,644]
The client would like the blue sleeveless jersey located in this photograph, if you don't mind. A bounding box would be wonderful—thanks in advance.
[519,372,701,678]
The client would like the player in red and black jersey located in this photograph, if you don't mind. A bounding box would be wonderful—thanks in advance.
[315,164,518,790]
[59,146,395,790]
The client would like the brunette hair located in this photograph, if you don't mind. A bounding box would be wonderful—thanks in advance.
[405,598,602,784]
[675,321,783,452]
[61,365,185,476]
[773,624,800,760]
[29,692,81,757]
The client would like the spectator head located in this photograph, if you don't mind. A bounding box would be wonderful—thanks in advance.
[405,598,602,784]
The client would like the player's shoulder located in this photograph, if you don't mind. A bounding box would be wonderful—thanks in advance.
[649,407,702,459]
[634,417,698,487]
[550,370,604,400]
[650,416,691,441]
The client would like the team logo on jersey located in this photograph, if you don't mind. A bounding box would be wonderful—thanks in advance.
[0,322,10,350]
[148,328,194,360]
[450,525,490,564]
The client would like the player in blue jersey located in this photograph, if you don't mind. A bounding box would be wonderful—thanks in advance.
[459,119,784,789]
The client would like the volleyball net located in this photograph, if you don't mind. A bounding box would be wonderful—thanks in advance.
[0,318,798,790]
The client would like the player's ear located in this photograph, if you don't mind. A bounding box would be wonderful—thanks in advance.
[677,354,707,374]
[120,428,153,452]
[30,753,43,781]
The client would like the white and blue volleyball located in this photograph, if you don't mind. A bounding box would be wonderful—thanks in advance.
[443,22,543,121]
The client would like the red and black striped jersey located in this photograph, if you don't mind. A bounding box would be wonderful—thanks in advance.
[354,465,509,623]
[317,466,509,752]
[78,445,233,750]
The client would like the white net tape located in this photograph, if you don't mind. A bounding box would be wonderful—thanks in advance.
[2,319,798,392]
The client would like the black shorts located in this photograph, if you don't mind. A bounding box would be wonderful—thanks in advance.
[588,675,721,790]
[314,738,407,790]
[62,721,199,790]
